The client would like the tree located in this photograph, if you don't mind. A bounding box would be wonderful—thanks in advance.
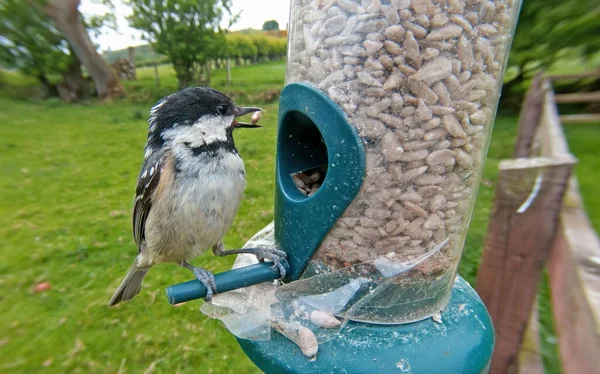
[262,20,279,31]
[0,0,86,101]
[509,0,599,75]
[126,0,233,89]
[226,34,257,66]
[42,0,125,100]
[501,0,600,108]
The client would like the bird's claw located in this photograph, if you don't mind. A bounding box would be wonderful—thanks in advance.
[191,267,217,301]
[247,247,288,279]
[270,262,288,280]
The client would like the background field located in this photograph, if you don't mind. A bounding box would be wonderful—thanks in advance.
[1,61,598,373]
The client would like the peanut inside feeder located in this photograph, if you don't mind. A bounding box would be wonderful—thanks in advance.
[291,166,327,196]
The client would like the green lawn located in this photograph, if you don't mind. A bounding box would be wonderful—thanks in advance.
[1,61,598,373]
[0,96,277,373]
[564,123,600,232]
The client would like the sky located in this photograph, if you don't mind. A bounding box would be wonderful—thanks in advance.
[79,0,290,52]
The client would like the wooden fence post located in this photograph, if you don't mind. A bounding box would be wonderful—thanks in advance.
[477,78,578,374]
[514,73,544,158]
[517,302,544,374]
[476,155,575,374]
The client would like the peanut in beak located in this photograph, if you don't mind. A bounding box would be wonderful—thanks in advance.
[251,110,263,125]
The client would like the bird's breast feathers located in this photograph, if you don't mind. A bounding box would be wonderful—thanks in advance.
[142,146,246,263]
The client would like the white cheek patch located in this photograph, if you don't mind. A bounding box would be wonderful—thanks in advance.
[192,114,233,144]
[161,126,197,146]
[161,115,233,147]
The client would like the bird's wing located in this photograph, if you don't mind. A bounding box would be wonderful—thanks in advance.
[132,149,167,250]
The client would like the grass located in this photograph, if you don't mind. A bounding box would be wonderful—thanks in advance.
[0,96,277,373]
[1,60,598,373]
[563,122,600,232]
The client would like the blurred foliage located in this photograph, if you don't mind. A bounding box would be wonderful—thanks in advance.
[0,0,121,100]
[86,12,118,40]
[262,20,279,31]
[102,44,159,64]
[126,0,234,88]
[501,0,600,111]
[82,0,119,39]
[120,59,285,105]
[101,31,287,71]
[510,0,600,74]
[0,0,73,85]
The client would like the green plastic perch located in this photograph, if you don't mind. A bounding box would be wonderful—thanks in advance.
[166,260,291,304]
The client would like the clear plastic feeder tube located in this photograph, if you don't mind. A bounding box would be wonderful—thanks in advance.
[285,0,521,324]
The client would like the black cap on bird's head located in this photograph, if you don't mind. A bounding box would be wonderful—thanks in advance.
[148,87,263,135]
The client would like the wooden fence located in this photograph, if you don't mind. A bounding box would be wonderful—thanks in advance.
[476,70,600,374]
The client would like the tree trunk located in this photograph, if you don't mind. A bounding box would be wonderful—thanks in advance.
[57,55,87,102]
[152,50,160,87]
[128,46,136,80]
[177,67,193,89]
[43,0,124,100]
[37,74,59,99]
[226,58,231,86]
[205,62,211,86]
[154,61,160,87]
[175,59,194,89]
[500,67,527,113]
[178,77,189,90]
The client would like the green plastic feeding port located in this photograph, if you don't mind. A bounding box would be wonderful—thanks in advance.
[274,83,366,281]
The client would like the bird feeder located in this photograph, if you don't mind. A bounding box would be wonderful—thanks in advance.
[167,0,522,372]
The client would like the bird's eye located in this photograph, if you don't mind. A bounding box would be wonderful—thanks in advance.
[216,104,228,115]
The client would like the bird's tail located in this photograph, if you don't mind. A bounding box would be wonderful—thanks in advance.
[108,258,149,307]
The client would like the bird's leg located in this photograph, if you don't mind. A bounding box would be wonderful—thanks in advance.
[212,241,288,279]
[180,261,217,301]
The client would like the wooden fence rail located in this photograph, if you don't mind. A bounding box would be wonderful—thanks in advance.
[548,177,600,373]
[476,70,600,374]
[560,113,600,124]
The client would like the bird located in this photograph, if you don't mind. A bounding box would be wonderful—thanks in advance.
[108,87,287,307]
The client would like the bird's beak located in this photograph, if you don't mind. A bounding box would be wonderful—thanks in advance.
[233,107,263,128]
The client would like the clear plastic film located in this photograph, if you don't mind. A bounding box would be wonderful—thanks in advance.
[202,222,458,347]
[201,223,279,341]
[275,237,452,325]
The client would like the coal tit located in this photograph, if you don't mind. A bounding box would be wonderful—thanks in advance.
[108,87,286,306]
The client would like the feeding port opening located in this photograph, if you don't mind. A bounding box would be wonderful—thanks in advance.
[278,110,328,200]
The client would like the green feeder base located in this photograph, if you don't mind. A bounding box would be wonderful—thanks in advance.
[237,275,493,374]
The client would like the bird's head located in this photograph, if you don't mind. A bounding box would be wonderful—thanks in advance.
[146,87,262,149]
